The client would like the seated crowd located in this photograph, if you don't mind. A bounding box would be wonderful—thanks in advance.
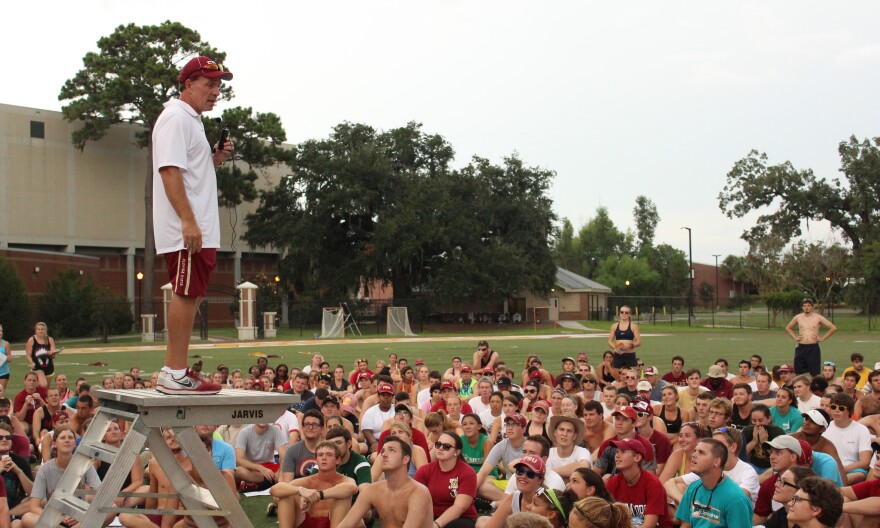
[2,343,879,528]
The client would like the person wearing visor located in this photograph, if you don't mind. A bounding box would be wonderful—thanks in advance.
[153,56,233,395]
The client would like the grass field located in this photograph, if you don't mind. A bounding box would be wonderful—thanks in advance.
[9,325,879,527]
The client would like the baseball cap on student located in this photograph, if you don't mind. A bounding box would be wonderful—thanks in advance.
[762,435,802,456]
[461,365,472,373]
[611,437,647,457]
[378,383,395,395]
[504,413,527,428]
[562,357,575,363]
[803,409,829,428]
[497,376,512,387]
[612,406,639,421]
[178,56,233,83]
[514,454,546,475]
[777,364,794,374]
[643,366,659,376]
[340,393,358,414]
[637,381,652,391]
[440,381,456,391]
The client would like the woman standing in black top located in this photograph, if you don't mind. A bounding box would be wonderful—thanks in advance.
[607,306,640,369]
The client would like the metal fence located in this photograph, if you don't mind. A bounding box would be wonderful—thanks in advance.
[606,295,879,331]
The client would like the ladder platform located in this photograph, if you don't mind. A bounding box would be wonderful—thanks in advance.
[94,388,295,427]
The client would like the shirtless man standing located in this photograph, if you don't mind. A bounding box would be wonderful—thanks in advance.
[785,298,837,376]
[337,436,433,528]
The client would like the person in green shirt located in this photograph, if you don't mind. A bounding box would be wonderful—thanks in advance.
[326,426,372,492]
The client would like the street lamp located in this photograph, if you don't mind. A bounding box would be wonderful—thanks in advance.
[681,227,693,326]
[713,254,721,328]
[136,271,144,323]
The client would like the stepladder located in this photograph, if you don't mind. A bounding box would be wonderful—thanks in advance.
[36,389,294,528]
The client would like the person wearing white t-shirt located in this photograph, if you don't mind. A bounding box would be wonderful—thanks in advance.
[546,413,591,480]
[361,383,397,454]
[822,393,873,484]
[468,379,494,416]
[793,375,822,413]
[274,409,301,444]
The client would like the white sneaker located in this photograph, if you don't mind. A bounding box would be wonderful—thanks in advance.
[156,370,221,395]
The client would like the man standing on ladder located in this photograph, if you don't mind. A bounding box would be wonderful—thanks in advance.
[153,56,233,395]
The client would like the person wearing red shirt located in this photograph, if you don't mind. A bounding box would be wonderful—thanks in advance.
[348,358,375,386]
[430,382,474,415]
[662,356,688,387]
[12,372,48,431]
[414,432,477,528]
[700,365,734,400]
[605,438,673,528]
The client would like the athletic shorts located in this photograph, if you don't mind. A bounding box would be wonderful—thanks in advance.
[612,351,638,369]
[260,461,281,473]
[793,343,821,376]
[299,513,331,528]
[165,248,217,298]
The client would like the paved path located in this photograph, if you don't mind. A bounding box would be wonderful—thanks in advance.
[556,320,605,332]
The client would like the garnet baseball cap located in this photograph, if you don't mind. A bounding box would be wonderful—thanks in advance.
[532,400,550,412]
[378,383,395,395]
[612,406,639,421]
[178,56,233,83]
[52,409,69,424]
[803,409,829,428]
[514,454,546,475]
[440,381,455,391]
[461,365,472,373]
[631,397,653,415]
[643,366,659,376]
[357,372,371,382]
[504,413,527,428]
[762,435,802,456]
[611,437,647,457]
[777,364,794,374]
[415,359,425,366]
[482,367,494,374]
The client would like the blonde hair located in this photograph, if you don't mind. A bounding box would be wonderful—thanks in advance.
[506,512,552,528]
[389,420,412,438]
[571,497,631,528]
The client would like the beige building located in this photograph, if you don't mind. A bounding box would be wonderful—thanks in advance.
[0,103,281,324]
[516,267,611,322]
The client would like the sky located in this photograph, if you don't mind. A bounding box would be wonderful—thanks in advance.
[4,1,880,265]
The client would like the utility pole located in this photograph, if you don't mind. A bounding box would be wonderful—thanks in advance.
[713,254,721,328]
[682,227,693,326]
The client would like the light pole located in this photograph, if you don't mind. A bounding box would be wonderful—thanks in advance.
[681,227,693,326]
[713,254,721,328]
[136,271,144,324]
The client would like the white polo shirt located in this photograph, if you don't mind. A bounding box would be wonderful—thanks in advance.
[152,99,220,254]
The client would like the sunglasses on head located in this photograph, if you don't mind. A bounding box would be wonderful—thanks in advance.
[434,441,455,451]
[515,467,543,479]
[537,487,567,522]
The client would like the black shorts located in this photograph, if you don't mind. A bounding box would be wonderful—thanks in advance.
[0,373,9,380]
[793,343,821,376]
[612,351,638,369]
[35,360,54,376]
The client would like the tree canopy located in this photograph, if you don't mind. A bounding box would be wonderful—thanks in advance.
[244,122,557,302]
[718,136,880,255]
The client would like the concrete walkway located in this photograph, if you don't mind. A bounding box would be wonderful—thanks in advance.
[556,320,605,332]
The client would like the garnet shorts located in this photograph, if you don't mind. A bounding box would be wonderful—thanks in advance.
[165,248,217,298]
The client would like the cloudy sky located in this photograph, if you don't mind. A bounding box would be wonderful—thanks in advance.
[4,1,879,264]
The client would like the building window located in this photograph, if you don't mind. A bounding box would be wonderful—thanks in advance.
[30,121,45,139]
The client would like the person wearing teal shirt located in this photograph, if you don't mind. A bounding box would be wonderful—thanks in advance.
[770,388,803,434]
[676,438,753,528]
